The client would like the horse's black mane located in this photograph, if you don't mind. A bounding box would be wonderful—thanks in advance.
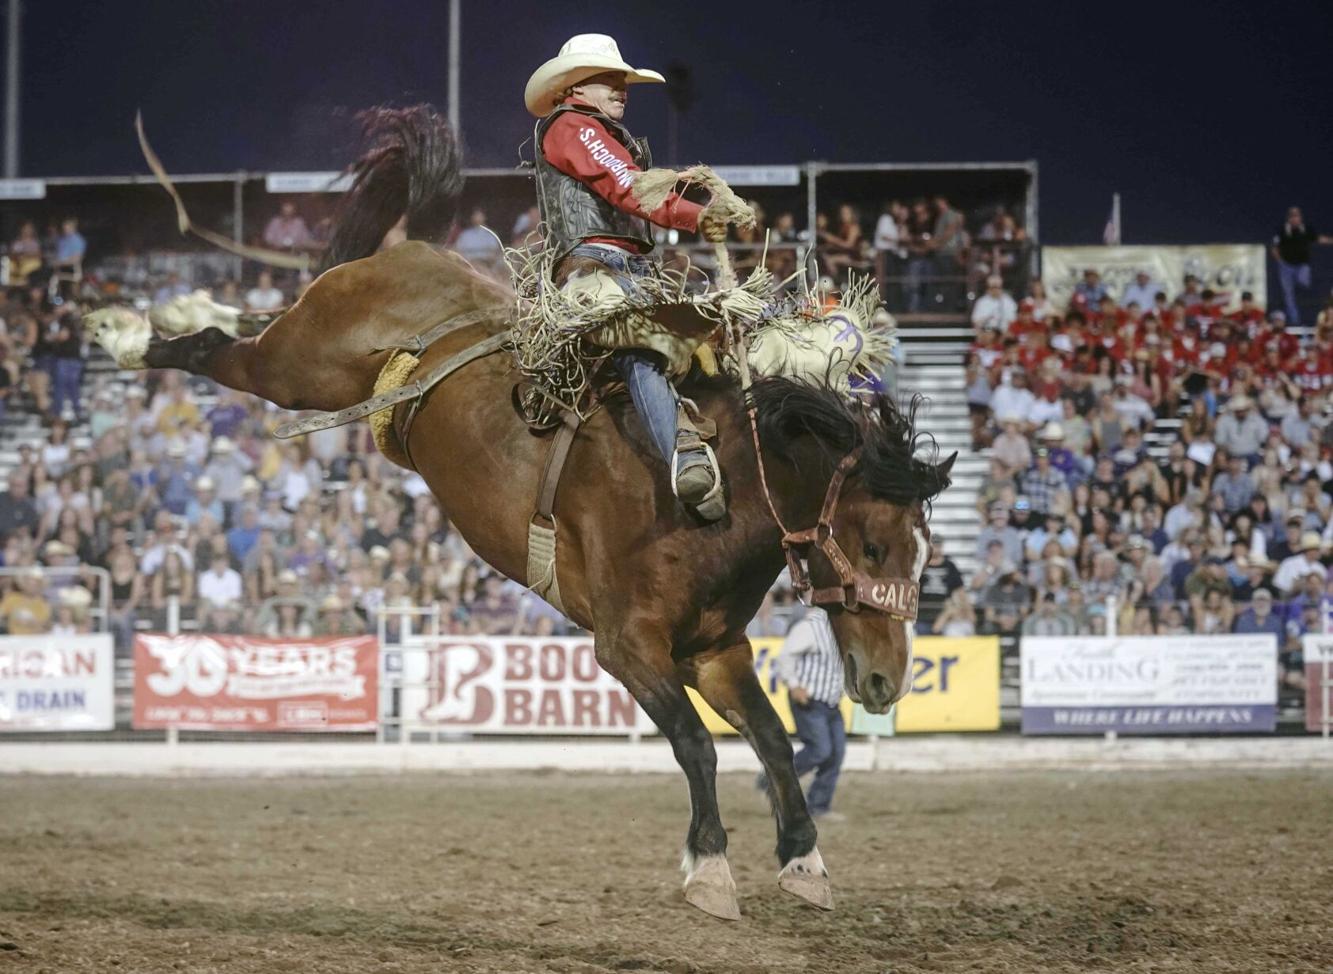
[744,375,952,506]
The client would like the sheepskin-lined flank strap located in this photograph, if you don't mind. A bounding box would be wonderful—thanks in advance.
[274,332,509,439]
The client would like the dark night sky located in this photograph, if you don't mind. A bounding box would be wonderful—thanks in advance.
[12,0,1332,243]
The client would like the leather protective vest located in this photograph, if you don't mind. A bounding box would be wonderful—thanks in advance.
[533,104,656,264]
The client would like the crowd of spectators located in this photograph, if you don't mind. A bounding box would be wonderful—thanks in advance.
[817,198,1031,313]
[0,363,592,653]
[958,259,1333,700]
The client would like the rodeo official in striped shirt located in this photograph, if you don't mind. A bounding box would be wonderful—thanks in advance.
[774,607,847,821]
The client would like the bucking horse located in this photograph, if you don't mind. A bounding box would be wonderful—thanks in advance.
[87,106,953,920]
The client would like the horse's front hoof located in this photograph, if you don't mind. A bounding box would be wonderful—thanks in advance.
[778,848,834,911]
[682,854,740,921]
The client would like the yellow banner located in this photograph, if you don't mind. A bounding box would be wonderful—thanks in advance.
[893,637,1000,732]
[1041,244,1265,312]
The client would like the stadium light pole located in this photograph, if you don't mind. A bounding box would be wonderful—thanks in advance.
[447,0,460,133]
[4,0,18,178]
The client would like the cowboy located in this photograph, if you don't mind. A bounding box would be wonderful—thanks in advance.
[524,34,741,520]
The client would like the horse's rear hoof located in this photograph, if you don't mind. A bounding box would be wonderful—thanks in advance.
[682,854,741,921]
[778,849,834,911]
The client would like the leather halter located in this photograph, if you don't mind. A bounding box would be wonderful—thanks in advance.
[749,417,921,621]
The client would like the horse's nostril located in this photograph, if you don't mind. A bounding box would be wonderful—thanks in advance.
[868,671,893,702]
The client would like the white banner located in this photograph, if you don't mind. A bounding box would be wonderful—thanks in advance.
[1302,634,1333,666]
[396,637,652,735]
[1041,244,1265,312]
[0,634,115,731]
[265,171,353,193]
[1021,634,1277,734]
[710,165,801,187]
[0,179,46,200]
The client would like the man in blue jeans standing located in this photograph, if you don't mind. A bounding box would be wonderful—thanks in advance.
[774,607,848,822]
[1271,206,1332,326]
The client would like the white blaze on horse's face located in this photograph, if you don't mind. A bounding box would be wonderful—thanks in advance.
[828,501,928,715]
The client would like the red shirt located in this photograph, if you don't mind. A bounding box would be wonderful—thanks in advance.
[540,102,702,250]
[1016,343,1051,373]
[1255,328,1299,363]
[1292,356,1331,391]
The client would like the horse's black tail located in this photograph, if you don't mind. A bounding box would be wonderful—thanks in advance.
[318,105,462,273]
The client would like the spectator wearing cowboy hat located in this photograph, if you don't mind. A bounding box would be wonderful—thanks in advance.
[1035,422,1079,484]
[1021,448,1067,516]
[202,436,253,515]
[184,476,225,527]
[1272,532,1327,595]
[992,415,1032,472]
[52,585,94,636]
[254,568,316,634]
[315,593,364,637]
[1214,395,1269,462]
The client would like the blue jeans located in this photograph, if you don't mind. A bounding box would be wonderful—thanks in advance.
[905,257,932,312]
[1277,260,1311,325]
[791,699,846,815]
[613,351,679,464]
[52,357,84,419]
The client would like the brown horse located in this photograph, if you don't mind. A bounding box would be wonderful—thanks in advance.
[90,107,953,919]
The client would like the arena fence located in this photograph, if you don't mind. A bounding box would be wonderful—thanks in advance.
[4,613,1331,740]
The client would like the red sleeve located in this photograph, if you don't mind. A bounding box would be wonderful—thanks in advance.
[541,112,702,233]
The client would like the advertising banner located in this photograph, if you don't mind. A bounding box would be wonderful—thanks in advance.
[133,634,378,731]
[1301,635,1333,734]
[402,637,653,735]
[1021,635,1278,734]
[0,634,114,731]
[1041,244,1265,312]
[895,637,1001,732]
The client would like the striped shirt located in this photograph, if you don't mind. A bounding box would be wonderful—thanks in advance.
[776,608,844,707]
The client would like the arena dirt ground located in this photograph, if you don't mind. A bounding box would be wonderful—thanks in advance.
[0,768,1329,973]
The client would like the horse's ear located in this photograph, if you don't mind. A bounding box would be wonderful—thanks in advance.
[934,451,958,486]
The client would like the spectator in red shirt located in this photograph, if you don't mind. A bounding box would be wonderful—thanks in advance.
[1291,346,1331,393]
[1256,311,1300,364]
[1229,291,1265,337]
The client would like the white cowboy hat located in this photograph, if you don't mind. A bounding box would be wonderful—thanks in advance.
[524,34,665,117]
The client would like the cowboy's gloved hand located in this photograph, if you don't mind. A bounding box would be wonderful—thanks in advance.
[698,206,730,243]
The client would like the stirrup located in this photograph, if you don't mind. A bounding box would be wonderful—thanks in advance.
[671,441,725,522]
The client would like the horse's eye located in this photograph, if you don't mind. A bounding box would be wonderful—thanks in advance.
[863,542,881,562]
